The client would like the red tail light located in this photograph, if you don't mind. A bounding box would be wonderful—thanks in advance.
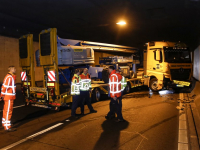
[50,88,54,96]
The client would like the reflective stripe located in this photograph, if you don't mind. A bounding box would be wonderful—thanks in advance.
[4,124,11,127]
[4,121,11,123]
[1,92,15,96]
[2,84,16,88]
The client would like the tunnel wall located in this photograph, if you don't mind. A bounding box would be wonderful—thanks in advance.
[190,81,200,116]
[193,45,200,81]
[0,35,43,84]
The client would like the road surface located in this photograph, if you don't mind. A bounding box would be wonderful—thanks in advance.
[0,87,187,150]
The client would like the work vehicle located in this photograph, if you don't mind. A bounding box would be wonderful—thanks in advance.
[19,28,140,109]
[19,34,36,103]
[144,41,193,91]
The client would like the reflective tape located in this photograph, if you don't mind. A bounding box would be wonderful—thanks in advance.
[48,71,56,82]
[109,74,121,94]
[1,92,15,96]
[21,72,27,81]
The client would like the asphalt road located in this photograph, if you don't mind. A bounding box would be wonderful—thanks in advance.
[0,87,180,150]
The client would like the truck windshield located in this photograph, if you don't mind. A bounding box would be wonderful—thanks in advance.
[164,49,191,63]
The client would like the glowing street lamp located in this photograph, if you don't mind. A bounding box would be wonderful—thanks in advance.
[116,21,126,25]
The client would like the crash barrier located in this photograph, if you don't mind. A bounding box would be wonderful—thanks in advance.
[190,79,200,116]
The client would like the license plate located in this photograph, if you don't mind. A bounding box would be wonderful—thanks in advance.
[173,80,190,86]
[30,87,47,92]
[31,104,50,109]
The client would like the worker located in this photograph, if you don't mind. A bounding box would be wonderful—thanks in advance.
[71,69,83,118]
[79,68,97,114]
[106,66,124,122]
[117,69,127,119]
[0,66,17,132]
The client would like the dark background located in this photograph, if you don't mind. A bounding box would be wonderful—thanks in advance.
[0,0,200,50]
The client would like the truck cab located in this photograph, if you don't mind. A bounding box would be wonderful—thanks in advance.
[145,41,192,91]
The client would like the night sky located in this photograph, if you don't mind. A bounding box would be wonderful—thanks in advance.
[0,0,200,50]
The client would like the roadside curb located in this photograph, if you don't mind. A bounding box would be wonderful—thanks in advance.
[184,93,200,150]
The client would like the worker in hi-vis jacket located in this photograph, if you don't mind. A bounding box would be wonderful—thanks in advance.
[0,66,17,132]
[79,68,97,115]
[71,69,83,119]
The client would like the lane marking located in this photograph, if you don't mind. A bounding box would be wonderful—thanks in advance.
[13,104,25,109]
[0,104,25,112]
[178,93,188,150]
[0,123,63,150]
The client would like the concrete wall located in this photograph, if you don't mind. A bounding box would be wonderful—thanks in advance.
[0,35,43,84]
[193,45,200,81]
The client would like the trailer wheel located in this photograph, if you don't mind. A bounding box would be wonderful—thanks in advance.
[125,83,131,93]
[92,88,101,102]
[149,78,159,92]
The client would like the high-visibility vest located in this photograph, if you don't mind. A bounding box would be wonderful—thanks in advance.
[71,74,81,95]
[79,73,91,91]
[1,73,16,100]
[109,70,122,98]
[121,76,127,91]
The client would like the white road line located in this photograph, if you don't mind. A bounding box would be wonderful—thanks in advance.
[0,104,25,112]
[0,123,63,150]
[178,93,188,150]
[13,104,25,109]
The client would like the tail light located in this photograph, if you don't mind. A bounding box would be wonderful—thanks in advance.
[50,88,54,96]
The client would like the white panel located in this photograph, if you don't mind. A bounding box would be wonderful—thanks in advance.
[193,46,200,81]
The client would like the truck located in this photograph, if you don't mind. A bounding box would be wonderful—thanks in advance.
[144,41,193,91]
[19,28,141,110]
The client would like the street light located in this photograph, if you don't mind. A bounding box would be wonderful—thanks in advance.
[116,21,126,25]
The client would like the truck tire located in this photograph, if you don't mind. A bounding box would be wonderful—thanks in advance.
[149,78,159,92]
[92,88,101,102]
[125,82,131,93]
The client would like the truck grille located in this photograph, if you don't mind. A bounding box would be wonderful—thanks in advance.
[40,33,51,56]
[170,69,191,80]
[19,38,28,58]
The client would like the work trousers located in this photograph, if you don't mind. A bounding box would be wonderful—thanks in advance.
[107,97,123,120]
[80,90,94,113]
[71,95,83,116]
[2,100,14,130]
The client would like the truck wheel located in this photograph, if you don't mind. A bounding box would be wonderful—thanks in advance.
[125,83,131,93]
[149,78,158,92]
[92,88,101,102]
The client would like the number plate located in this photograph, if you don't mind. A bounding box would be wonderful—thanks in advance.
[30,87,47,92]
[173,80,190,86]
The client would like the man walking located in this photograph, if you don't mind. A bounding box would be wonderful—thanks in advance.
[79,68,97,115]
[0,66,17,131]
[106,66,124,122]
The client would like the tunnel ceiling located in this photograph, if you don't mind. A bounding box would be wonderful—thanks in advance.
[0,0,200,49]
